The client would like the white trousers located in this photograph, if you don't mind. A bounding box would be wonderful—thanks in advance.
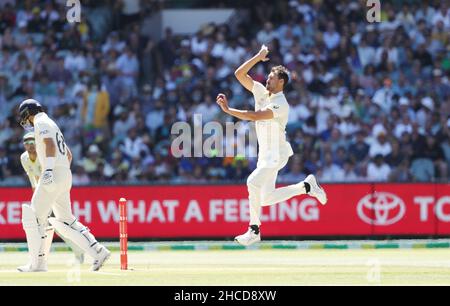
[247,156,306,226]
[31,167,76,225]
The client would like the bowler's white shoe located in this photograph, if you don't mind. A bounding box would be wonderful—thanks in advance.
[91,246,111,272]
[305,174,327,205]
[235,226,261,246]
[17,259,47,273]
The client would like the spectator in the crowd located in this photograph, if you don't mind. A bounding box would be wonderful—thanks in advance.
[115,46,139,98]
[0,147,11,180]
[372,78,395,113]
[342,160,360,182]
[154,114,174,145]
[415,96,434,127]
[15,21,31,49]
[109,149,130,179]
[158,27,176,69]
[90,160,112,182]
[190,29,209,56]
[323,22,340,50]
[121,128,149,160]
[102,32,126,54]
[396,4,415,28]
[39,1,60,28]
[413,43,433,67]
[304,150,321,175]
[389,159,412,182]
[278,156,307,183]
[8,75,30,100]
[191,164,208,183]
[48,56,72,84]
[141,39,158,85]
[420,137,448,180]
[357,38,376,68]
[223,39,246,67]
[113,106,136,143]
[81,78,111,141]
[431,3,450,29]
[386,139,404,169]
[394,113,413,139]
[72,164,91,186]
[80,144,104,175]
[128,157,144,181]
[367,154,392,181]
[118,0,142,26]
[256,22,276,45]
[64,48,87,73]
[145,99,165,135]
[369,130,392,158]
[319,152,345,182]
[194,94,220,123]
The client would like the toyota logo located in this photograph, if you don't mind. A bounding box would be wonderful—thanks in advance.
[357,192,406,226]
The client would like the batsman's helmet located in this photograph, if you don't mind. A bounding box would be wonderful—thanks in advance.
[18,99,43,128]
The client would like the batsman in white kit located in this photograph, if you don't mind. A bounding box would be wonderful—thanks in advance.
[20,132,85,265]
[216,45,328,246]
[17,99,110,272]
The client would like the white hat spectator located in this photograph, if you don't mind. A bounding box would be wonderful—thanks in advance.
[421,97,434,110]
[399,97,409,106]
[114,105,126,116]
[142,84,151,93]
[72,83,86,97]
[88,144,100,155]
[372,124,387,138]
[340,105,352,118]
[18,20,27,28]
[433,69,442,77]
[181,39,190,47]
[191,58,204,70]
[357,88,365,96]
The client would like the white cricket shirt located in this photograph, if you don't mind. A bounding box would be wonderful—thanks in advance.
[252,81,294,167]
[33,112,70,170]
[20,151,41,188]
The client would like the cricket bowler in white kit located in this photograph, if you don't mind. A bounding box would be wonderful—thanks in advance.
[17,99,110,272]
[216,45,327,246]
[20,132,85,265]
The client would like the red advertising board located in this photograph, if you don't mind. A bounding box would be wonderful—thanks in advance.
[0,184,449,240]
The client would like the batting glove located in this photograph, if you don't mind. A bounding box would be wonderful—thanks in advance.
[41,169,53,187]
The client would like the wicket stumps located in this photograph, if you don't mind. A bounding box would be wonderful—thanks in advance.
[119,198,128,270]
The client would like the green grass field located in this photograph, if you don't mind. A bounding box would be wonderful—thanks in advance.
[1,248,450,285]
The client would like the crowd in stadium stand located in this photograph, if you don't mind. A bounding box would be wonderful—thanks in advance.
[0,0,448,186]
